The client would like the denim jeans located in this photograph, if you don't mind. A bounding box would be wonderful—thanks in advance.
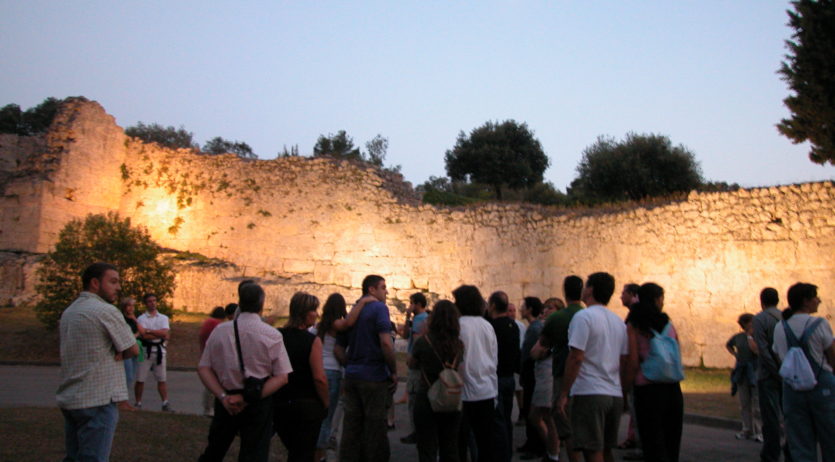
[496,376,515,462]
[123,357,137,386]
[317,369,343,449]
[783,369,835,462]
[61,402,119,462]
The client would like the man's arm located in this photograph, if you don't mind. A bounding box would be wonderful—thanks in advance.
[261,374,289,398]
[621,324,639,391]
[557,347,584,415]
[333,295,375,331]
[380,332,398,386]
[530,338,549,360]
[121,343,139,359]
[825,340,835,370]
[198,365,246,415]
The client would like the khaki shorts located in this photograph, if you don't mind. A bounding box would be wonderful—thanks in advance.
[136,352,167,382]
[569,394,622,452]
[551,376,572,439]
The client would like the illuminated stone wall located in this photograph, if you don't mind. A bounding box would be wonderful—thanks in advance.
[1,99,833,367]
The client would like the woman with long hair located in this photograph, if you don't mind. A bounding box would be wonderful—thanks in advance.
[772,283,835,462]
[625,283,684,462]
[273,292,329,462]
[314,293,348,460]
[409,299,465,462]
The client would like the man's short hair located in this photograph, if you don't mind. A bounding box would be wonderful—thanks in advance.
[142,293,157,303]
[524,296,544,318]
[409,292,427,308]
[452,285,486,317]
[563,275,583,301]
[488,291,509,314]
[760,287,779,307]
[586,272,615,305]
[624,283,640,296]
[237,279,256,298]
[210,306,226,319]
[238,284,265,313]
[362,275,385,295]
[224,303,238,318]
[737,313,754,328]
[81,262,117,290]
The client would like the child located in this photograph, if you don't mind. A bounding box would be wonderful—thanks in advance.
[725,313,762,442]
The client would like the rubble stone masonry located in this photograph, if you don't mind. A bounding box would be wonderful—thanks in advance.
[1,98,833,367]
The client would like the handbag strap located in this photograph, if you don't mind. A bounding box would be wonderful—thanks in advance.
[233,317,247,376]
[420,335,459,387]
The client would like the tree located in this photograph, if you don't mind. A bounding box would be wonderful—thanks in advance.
[365,134,389,167]
[777,0,835,165]
[202,136,256,159]
[313,130,362,161]
[0,97,62,135]
[279,144,300,157]
[34,213,176,329]
[569,133,703,203]
[125,122,198,150]
[444,120,550,199]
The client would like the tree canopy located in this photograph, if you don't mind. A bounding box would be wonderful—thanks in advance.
[777,0,835,165]
[313,130,362,161]
[202,136,256,159]
[444,120,550,199]
[34,213,176,329]
[365,134,389,167]
[568,133,703,203]
[125,122,198,150]
[0,97,62,135]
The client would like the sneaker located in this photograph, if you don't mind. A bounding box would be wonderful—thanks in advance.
[400,433,417,444]
[161,402,173,412]
[134,402,142,409]
[735,431,751,440]
[753,434,764,443]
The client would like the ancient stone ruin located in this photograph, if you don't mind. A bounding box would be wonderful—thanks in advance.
[1,98,833,367]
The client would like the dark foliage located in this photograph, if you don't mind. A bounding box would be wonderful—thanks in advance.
[0,97,62,135]
[202,136,256,159]
[125,122,198,150]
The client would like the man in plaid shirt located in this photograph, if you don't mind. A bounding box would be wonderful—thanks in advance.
[56,262,138,462]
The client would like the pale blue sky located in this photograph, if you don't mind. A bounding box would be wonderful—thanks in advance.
[2,1,833,191]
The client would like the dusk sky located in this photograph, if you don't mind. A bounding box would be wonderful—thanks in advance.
[2,1,833,191]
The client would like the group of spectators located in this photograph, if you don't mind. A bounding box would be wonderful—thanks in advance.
[54,261,832,462]
[727,286,834,462]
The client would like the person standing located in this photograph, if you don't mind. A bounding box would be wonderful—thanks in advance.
[199,306,228,417]
[410,300,465,462]
[487,291,520,462]
[401,292,430,444]
[752,287,792,462]
[557,272,628,462]
[57,262,138,462]
[274,292,329,462]
[726,313,762,441]
[518,296,546,458]
[197,282,292,462]
[134,293,171,411]
[772,283,835,462]
[453,284,499,462]
[339,275,398,462]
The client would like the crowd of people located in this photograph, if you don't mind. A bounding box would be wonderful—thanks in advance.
[54,261,833,462]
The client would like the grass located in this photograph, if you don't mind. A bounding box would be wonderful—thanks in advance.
[0,407,287,462]
[0,306,738,420]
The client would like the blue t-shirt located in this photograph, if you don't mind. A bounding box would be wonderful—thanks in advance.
[345,301,393,382]
[407,311,429,354]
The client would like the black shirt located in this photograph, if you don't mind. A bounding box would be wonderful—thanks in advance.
[487,316,520,377]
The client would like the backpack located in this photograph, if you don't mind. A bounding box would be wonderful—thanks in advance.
[778,318,823,391]
[641,322,685,383]
[421,336,463,413]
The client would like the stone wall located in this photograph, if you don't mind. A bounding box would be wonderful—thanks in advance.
[1,99,833,367]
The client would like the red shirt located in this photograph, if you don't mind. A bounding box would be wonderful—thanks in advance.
[199,317,223,352]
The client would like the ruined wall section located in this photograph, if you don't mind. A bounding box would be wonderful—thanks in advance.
[1,100,833,367]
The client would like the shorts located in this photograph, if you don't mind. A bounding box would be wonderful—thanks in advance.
[532,360,553,408]
[570,394,622,452]
[136,352,167,382]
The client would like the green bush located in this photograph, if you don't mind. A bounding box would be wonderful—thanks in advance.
[34,213,176,329]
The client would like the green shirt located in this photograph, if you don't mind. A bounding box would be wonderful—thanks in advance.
[539,302,584,377]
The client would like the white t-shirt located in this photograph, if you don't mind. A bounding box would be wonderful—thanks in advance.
[567,304,628,397]
[137,311,170,355]
[459,315,498,401]
[515,319,527,349]
[773,314,834,373]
